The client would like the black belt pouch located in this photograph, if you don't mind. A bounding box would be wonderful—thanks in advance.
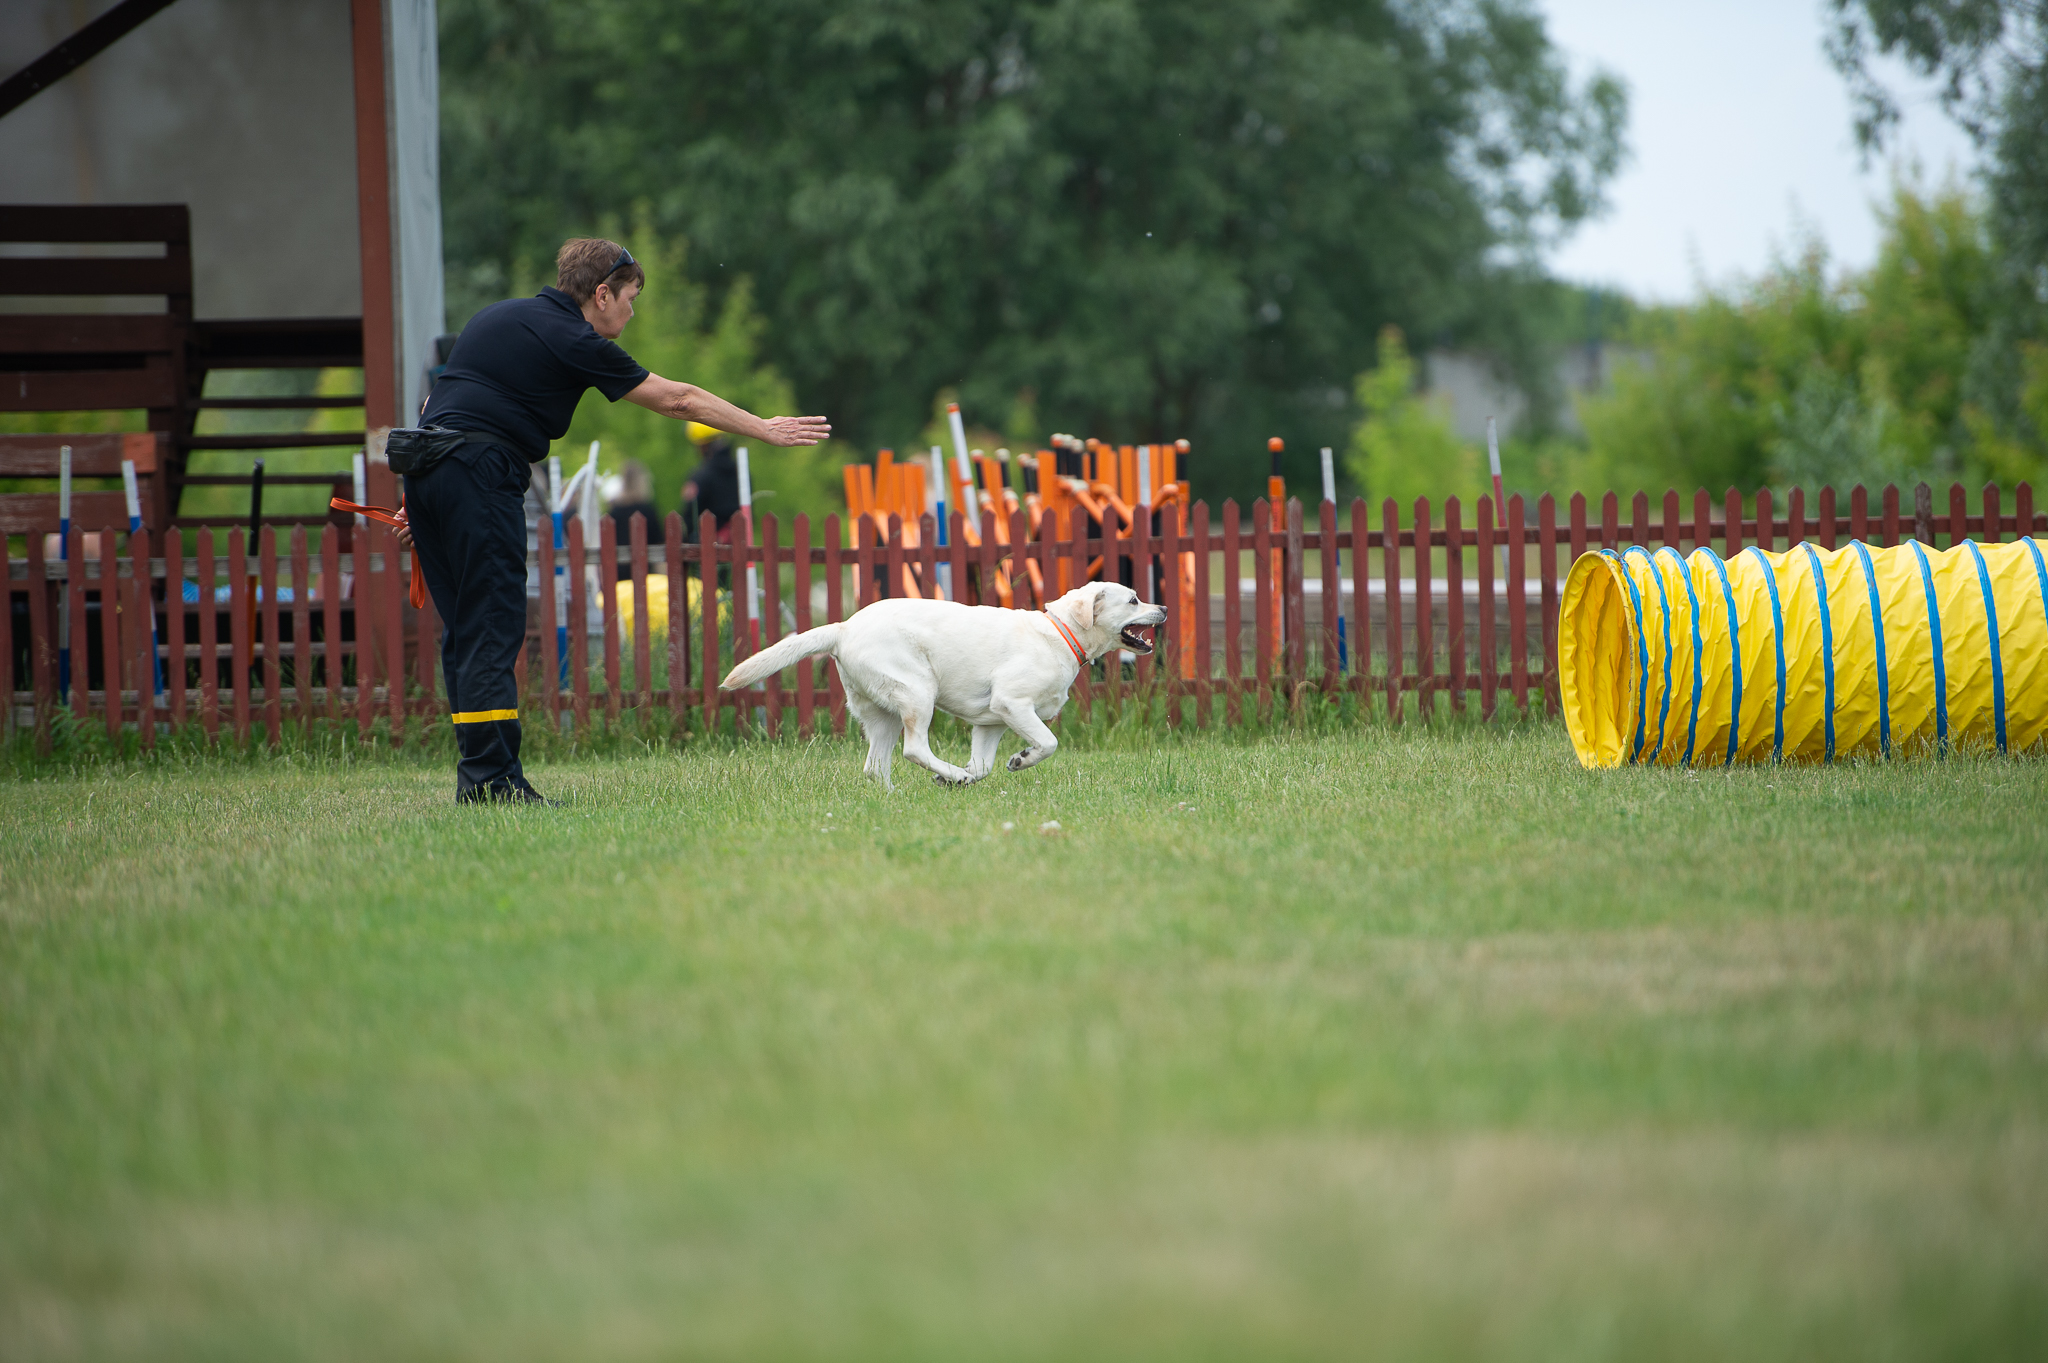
[386,426,490,477]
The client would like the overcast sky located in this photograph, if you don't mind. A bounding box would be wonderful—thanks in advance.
[1538,0,1981,301]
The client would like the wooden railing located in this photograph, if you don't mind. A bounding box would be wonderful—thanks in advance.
[3,481,2041,748]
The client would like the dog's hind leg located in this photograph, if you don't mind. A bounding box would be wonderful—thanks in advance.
[994,696,1061,772]
[845,693,901,791]
[964,724,1005,783]
[900,698,973,787]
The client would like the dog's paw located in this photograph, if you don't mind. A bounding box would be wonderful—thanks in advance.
[1006,751,1032,772]
[932,771,970,788]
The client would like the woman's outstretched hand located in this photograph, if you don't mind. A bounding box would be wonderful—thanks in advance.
[393,507,412,549]
[761,415,832,447]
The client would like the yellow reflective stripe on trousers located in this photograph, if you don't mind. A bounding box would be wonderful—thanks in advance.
[450,709,520,724]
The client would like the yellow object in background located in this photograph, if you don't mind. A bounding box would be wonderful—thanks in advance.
[613,572,703,641]
[1560,539,2048,767]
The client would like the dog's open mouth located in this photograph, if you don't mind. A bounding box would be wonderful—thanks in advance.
[1119,624,1155,654]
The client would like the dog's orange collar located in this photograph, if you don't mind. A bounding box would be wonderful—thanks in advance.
[1045,609,1088,665]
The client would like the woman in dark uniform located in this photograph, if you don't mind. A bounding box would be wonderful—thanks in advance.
[397,237,828,802]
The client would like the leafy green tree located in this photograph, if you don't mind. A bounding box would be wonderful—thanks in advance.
[1575,182,2044,495]
[440,0,1623,500]
[1826,0,2048,459]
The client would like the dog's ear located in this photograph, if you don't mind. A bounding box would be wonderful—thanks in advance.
[1071,584,1095,631]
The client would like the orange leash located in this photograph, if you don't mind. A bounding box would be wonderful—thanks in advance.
[330,498,427,609]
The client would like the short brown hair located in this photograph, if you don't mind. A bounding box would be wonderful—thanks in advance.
[556,237,646,304]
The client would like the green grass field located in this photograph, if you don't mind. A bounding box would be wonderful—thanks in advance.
[3,724,2046,1361]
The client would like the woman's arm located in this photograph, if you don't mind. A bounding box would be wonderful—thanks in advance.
[624,375,830,447]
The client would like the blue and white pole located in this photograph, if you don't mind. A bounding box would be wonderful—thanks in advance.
[1321,446,1347,672]
[122,458,165,694]
[929,445,950,599]
[57,444,71,697]
[548,455,568,687]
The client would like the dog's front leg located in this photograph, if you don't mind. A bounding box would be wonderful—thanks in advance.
[994,698,1060,772]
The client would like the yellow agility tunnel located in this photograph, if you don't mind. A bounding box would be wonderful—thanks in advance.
[1559,538,2048,767]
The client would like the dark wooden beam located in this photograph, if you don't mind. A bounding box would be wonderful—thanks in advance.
[0,0,185,121]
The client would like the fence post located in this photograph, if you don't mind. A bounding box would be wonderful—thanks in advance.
[384,525,405,746]
[1319,497,1341,696]
[1540,493,1559,715]
[2017,482,2035,540]
[825,513,846,733]
[1692,489,1711,552]
[68,527,89,729]
[1788,487,1806,548]
[1723,488,1743,557]
[886,513,907,604]
[315,529,340,725]
[1222,499,1241,726]
[352,519,373,736]
[1162,500,1183,726]
[1252,498,1272,722]
[1757,488,1775,555]
[1570,492,1587,563]
[1509,495,1528,713]
[701,511,720,731]
[1631,491,1649,547]
[1883,485,1900,547]
[1349,499,1371,708]
[1661,490,1679,546]
[1949,482,1968,545]
[1601,492,1619,550]
[99,541,122,741]
[24,533,51,747]
[229,528,251,744]
[1103,504,1124,712]
[667,514,688,727]
[600,515,621,727]
[1477,497,1496,720]
[793,513,813,737]
[1284,498,1305,696]
[631,512,651,714]
[1194,500,1213,728]
[1381,498,1401,722]
[166,527,186,727]
[1913,482,1934,544]
[1819,486,1837,549]
[1412,497,1433,716]
[261,526,282,746]
[1131,498,1153,692]
[131,533,154,749]
[2,536,16,741]
[1445,497,1465,711]
[290,527,312,722]
[198,529,220,739]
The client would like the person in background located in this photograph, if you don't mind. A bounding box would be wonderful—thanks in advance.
[680,422,743,541]
[606,458,663,580]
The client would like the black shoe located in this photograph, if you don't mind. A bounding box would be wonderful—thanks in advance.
[456,781,560,807]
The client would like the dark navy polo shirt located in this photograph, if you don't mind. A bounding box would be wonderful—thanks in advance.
[422,286,650,462]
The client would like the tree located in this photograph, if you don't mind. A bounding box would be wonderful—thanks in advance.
[1345,327,1482,512]
[440,0,1623,498]
[1827,1,2048,460]
[1574,183,2044,494]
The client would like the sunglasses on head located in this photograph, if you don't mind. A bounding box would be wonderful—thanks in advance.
[599,246,635,287]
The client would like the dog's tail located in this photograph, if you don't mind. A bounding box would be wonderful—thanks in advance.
[720,622,845,690]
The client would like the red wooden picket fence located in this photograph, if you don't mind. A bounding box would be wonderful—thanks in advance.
[4,480,2042,748]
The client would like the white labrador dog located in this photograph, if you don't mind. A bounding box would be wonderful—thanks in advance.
[720,580,1166,789]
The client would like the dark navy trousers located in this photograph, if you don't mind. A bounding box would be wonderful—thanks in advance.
[405,443,536,801]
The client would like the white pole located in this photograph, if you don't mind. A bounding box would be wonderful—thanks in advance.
[548,455,567,686]
[121,460,142,531]
[352,452,368,525]
[1137,445,1152,509]
[946,402,978,523]
[1487,415,1508,577]
[1319,446,1337,506]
